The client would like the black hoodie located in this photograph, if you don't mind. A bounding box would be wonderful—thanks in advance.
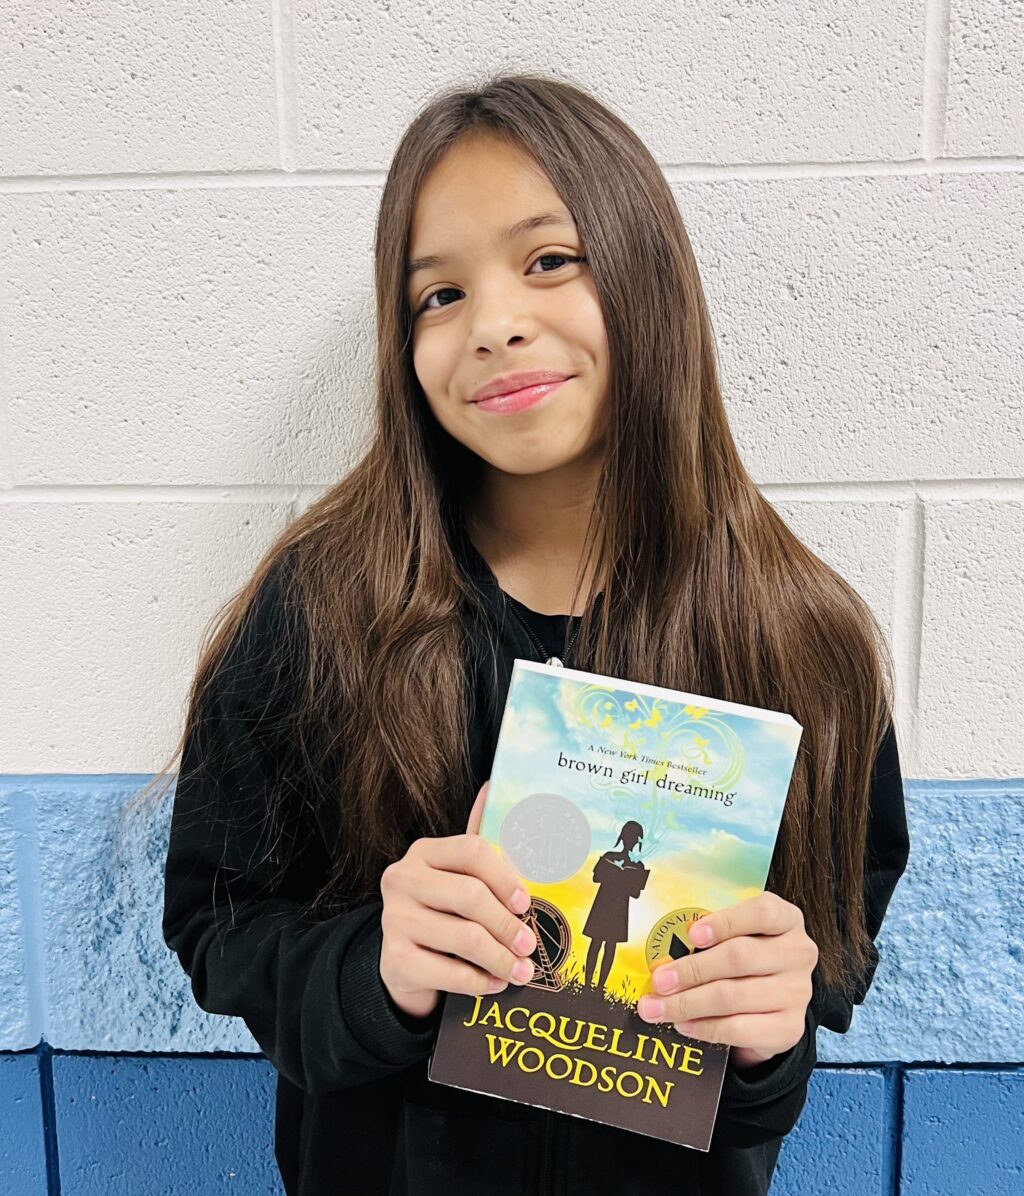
[162,526,910,1196]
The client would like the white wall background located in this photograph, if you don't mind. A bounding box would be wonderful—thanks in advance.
[1,0,1021,779]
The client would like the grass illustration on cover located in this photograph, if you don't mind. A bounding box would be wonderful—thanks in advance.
[427,658,803,1151]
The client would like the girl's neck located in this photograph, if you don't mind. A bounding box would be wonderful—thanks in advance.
[465,499,605,618]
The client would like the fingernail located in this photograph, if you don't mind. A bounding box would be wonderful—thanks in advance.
[639,997,665,1019]
[652,966,676,993]
[510,888,530,913]
[511,959,534,984]
[691,923,713,945]
[513,927,534,954]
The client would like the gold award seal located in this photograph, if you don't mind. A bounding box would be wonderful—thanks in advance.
[645,907,714,969]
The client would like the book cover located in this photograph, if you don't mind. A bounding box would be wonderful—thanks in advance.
[427,658,803,1151]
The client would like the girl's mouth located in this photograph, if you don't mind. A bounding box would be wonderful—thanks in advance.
[472,377,571,414]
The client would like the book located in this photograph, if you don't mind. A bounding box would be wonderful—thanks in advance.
[426,658,803,1151]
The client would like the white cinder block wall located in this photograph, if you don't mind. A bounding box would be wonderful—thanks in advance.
[1,0,1021,782]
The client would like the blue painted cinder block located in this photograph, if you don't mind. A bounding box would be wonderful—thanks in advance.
[1,774,259,1055]
[0,1053,49,1193]
[772,1069,890,1196]
[817,782,1024,1065]
[2,774,1023,1195]
[2,773,1022,1067]
[52,1054,284,1195]
[0,786,37,1049]
[901,1068,1024,1195]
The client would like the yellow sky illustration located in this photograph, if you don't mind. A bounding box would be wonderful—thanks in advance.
[523,830,767,997]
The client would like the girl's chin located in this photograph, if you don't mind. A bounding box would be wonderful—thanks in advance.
[470,448,588,475]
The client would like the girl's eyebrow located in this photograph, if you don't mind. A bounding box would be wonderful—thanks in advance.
[406,209,576,280]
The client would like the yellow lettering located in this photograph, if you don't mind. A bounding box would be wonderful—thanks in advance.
[484,1034,524,1065]
[568,1058,597,1087]
[679,1044,704,1075]
[545,1053,574,1081]
[605,1027,635,1059]
[504,1006,529,1033]
[478,1000,504,1028]
[461,996,483,1028]
[639,1075,674,1107]
[650,1037,679,1068]
[584,1021,608,1051]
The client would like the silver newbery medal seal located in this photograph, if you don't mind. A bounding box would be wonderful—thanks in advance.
[499,792,592,885]
[497,598,592,883]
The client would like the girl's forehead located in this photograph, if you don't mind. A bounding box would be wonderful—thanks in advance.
[410,139,558,227]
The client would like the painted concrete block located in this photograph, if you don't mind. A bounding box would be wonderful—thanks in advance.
[0,1052,48,1192]
[0,501,291,770]
[901,1068,1024,1194]
[292,4,923,165]
[773,1068,890,1196]
[0,3,277,175]
[669,172,1024,485]
[52,1054,282,1195]
[820,785,1024,1064]
[946,0,1024,157]
[0,186,378,487]
[29,776,260,1055]
[919,501,1024,775]
[9,772,1022,1067]
[0,788,35,1049]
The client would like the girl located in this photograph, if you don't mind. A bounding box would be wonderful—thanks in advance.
[583,821,649,992]
[139,73,910,1195]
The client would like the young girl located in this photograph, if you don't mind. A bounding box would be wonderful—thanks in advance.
[144,73,910,1195]
[583,821,649,992]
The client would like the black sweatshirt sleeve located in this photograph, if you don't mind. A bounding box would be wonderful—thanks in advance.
[162,558,441,1096]
[711,717,910,1147]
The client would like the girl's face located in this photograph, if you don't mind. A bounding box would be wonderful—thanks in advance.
[406,134,609,478]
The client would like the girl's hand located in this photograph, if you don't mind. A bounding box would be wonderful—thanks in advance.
[379,781,537,1022]
[636,892,818,1070]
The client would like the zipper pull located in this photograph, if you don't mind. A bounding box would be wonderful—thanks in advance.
[546,656,563,668]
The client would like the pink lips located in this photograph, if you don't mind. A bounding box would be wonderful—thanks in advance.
[472,378,571,414]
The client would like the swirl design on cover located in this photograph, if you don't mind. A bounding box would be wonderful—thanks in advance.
[567,684,745,857]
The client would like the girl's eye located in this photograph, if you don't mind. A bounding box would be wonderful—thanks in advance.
[416,253,586,315]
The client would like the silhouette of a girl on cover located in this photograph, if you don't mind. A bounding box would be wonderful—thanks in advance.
[583,820,650,992]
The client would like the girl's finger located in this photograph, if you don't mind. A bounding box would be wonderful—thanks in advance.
[407,905,536,988]
[397,941,516,998]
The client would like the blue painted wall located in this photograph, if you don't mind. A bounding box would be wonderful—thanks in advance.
[2,775,1022,1194]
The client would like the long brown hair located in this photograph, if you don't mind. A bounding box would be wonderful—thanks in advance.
[129,71,896,1002]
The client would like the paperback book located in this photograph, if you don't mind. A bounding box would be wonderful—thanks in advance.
[427,658,803,1151]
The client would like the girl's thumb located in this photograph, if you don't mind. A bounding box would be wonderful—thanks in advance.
[466,780,489,835]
